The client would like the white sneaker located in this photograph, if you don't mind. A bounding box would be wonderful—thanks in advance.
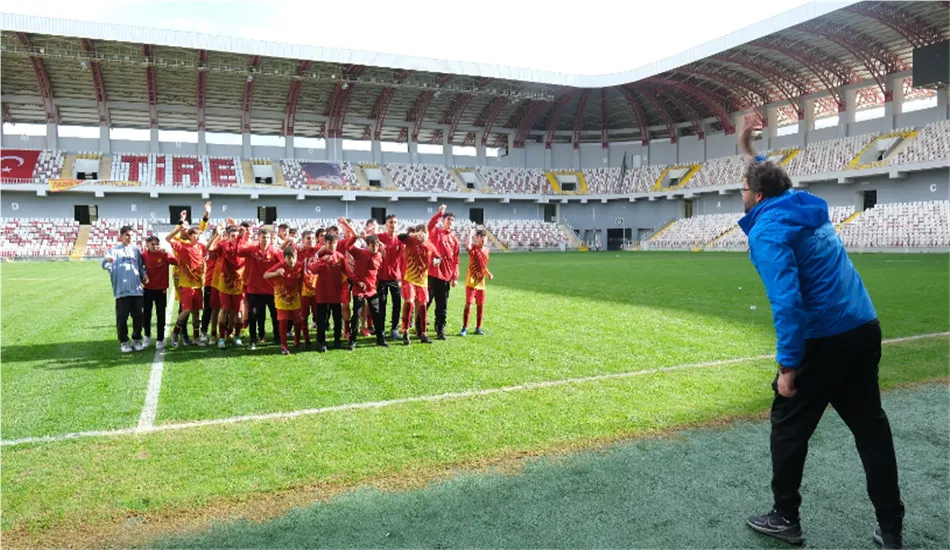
[218,338,226,349]
[196,336,208,347]
[120,342,133,353]
[156,341,166,351]
[142,336,151,348]
[233,337,243,347]
[248,342,257,351]
[132,340,145,352]
[170,334,180,348]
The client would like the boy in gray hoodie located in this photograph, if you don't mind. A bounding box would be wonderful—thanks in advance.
[102,225,148,353]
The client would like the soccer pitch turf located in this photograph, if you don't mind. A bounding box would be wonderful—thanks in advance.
[1,252,948,547]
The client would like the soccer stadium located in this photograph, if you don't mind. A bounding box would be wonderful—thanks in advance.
[1,2,949,548]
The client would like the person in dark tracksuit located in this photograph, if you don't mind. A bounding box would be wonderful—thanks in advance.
[102,225,147,354]
[738,123,904,549]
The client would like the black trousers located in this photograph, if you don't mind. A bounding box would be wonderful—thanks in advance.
[317,303,343,347]
[351,293,384,344]
[201,286,214,334]
[426,276,451,335]
[143,289,167,341]
[115,295,144,344]
[247,294,278,343]
[770,319,903,532]
[377,280,402,331]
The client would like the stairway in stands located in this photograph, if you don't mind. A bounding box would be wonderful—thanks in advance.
[69,226,91,261]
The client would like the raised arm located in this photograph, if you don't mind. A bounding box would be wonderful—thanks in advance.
[166,224,182,244]
[428,204,446,233]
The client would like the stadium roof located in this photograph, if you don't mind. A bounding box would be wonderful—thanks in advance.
[1,2,947,147]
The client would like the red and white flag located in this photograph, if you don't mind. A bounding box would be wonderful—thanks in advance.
[1,150,41,179]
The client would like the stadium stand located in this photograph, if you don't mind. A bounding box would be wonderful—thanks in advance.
[484,219,570,250]
[583,168,623,194]
[894,120,950,165]
[622,165,667,193]
[649,213,743,250]
[1,218,79,258]
[688,155,746,189]
[110,155,243,187]
[386,163,456,192]
[837,201,950,249]
[35,150,66,183]
[84,219,155,257]
[474,167,549,194]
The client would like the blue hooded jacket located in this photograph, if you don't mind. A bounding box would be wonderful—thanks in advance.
[101,244,145,299]
[738,190,877,368]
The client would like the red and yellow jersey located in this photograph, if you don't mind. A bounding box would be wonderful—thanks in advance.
[216,240,245,296]
[402,235,438,288]
[466,244,490,290]
[170,240,206,289]
[266,260,303,311]
[299,246,319,297]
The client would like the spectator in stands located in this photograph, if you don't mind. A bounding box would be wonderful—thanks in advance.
[738,124,904,550]
[426,205,460,340]
[376,215,405,340]
[142,235,179,351]
[101,225,147,353]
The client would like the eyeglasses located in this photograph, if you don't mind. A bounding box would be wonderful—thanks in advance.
[741,187,752,193]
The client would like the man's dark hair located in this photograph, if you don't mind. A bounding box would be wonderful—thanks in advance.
[146,235,159,244]
[475,229,487,238]
[443,212,455,220]
[385,215,398,222]
[283,245,297,258]
[325,233,338,244]
[226,225,238,234]
[289,228,298,236]
[258,227,271,236]
[120,225,133,236]
[315,228,326,238]
[240,221,251,229]
[744,161,792,199]
[301,230,314,238]
[278,223,288,231]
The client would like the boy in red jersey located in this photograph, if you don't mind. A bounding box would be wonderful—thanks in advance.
[426,205,460,340]
[398,225,441,345]
[211,225,246,348]
[166,222,207,347]
[298,230,320,345]
[201,228,221,343]
[339,219,387,349]
[263,246,306,355]
[460,227,493,336]
[142,235,179,350]
[310,233,355,352]
[358,218,379,337]
[376,214,405,341]
[239,228,280,351]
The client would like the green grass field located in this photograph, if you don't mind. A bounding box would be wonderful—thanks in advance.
[1,252,948,548]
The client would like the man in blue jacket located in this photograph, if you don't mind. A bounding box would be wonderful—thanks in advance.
[738,125,904,549]
[102,225,148,353]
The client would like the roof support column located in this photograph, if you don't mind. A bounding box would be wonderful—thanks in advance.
[571,134,580,171]
[838,88,857,138]
[798,98,814,141]
[99,125,110,155]
[46,122,58,151]
[327,137,342,162]
[371,139,381,164]
[408,135,418,164]
[508,132,524,168]
[285,134,295,160]
[938,87,949,119]
[243,132,252,160]
[883,75,904,131]
[198,130,207,156]
[443,131,453,168]
[543,145,552,171]
[150,127,159,155]
[476,131,486,165]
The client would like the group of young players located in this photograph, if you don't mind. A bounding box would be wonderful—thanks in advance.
[103,202,493,355]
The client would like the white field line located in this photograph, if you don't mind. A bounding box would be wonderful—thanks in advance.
[136,292,174,430]
[2,331,948,449]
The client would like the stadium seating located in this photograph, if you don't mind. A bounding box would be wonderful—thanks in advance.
[279,160,307,189]
[688,155,746,189]
[0,218,78,258]
[649,213,743,250]
[837,200,950,249]
[84,219,155,257]
[894,120,950,165]
[484,219,569,249]
[622,165,667,193]
[583,168,623,194]
[35,150,66,183]
[110,155,243,187]
[474,167,549,194]
[386,163,456,192]
[785,133,883,176]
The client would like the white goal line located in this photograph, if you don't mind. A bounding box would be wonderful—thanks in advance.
[2,331,947,448]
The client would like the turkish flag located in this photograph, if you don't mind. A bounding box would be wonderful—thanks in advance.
[1,150,41,180]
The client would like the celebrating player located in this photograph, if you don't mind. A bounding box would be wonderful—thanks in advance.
[376,215,405,340]
[311,233,356,352]
[460,227,493,336]
[142,235,179,349]
[426,205,460,340]
[263,245,306,355]
[239,227,280,350]
[339,219,387,348]
[398,225,441,345]
[166,219,207,347]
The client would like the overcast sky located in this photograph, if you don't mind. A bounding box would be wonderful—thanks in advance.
[4,0,823,75]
